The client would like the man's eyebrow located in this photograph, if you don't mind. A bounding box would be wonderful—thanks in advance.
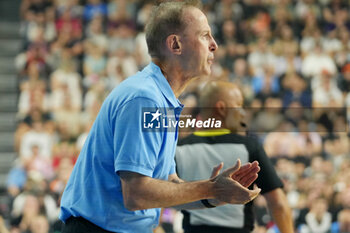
[198,29,211,35]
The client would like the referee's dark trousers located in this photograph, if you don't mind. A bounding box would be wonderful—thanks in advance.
[62,217,116,233]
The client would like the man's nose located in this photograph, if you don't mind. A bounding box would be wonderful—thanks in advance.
[209,36,218,52]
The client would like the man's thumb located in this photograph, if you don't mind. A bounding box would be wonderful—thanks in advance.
[210,162,224,179]
[223,159,241,176]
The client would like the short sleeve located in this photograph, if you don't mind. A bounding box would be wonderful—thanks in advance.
[113,97,163,177]
[252,141,283,194]
[169,158,176,175]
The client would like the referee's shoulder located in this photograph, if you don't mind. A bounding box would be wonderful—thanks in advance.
[230,133,261,149]
[177,133,200,146]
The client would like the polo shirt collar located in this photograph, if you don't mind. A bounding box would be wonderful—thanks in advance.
[144,62,183,109]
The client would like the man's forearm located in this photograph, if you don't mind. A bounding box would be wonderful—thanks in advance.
[120,172,215,211]
[168,174,224,210]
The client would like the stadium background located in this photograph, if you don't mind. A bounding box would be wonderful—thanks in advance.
[0,0,349,232]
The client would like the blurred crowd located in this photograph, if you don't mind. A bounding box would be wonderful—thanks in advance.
[2,0,350,232]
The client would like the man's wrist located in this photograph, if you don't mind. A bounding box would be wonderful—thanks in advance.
[201,199,216,208]
[205,179,216,199]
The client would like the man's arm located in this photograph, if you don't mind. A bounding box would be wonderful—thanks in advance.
[264,188,294,233]
[120,160,261,211]
[119,162,261,211]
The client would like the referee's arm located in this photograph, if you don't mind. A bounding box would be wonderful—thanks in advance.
[264,188,294,233]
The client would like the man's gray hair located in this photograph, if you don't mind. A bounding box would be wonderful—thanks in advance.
[145,0,201,60]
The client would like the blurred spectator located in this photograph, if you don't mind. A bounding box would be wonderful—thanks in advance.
[53,93,83,139]
[20,121,53,159]
[313,70,343,107]
[49,57,82,112]
[55,7,82,36]
[134,29,152,68]
[11,186,58,228]
[50,157,74,196]
[299,198,332,233]
[106,49,138,88]
[25,145,54,181]
[6,162,28,198]
[54,0,83,17]
[214,0,244,24]
[273,24,298,57]
[75,120,93,152]
[51,142,76,172]
[337,63,350,93]
[282,72,311,108]
[216,19,241,45]
[10,194,43,232]
[252,65,280,99]
[26,11,56,44]
[86,15,108,52]
[295,121,322,157]
[82,41,107,88]
[83,0,107,22]
[29,215,50,233]
[322,29,342,56]
[334,27,350,68]
[300,27,323,56]
[324,134,349,170]
[108,21,136,54]
[263,121,300,158]
[301,43,337,80]
[331,209,350,233]
[230,58,254,103]
[83,81,106,115]
[248,38,277,77]
[0,216,10,233]
[18,80,49,117]
[108,0,136,21]
[251,97,284,133]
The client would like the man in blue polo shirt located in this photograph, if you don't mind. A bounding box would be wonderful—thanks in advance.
[60,1,261,233]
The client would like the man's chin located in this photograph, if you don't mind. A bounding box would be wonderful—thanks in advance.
[195,67,212,77]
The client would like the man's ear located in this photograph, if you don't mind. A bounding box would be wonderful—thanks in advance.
[215,100,226,118]
[165,35,182,55]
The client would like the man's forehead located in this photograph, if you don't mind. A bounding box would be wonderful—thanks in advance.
[182,7,210,31]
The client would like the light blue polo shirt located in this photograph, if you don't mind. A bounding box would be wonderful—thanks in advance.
[59,62,183,233]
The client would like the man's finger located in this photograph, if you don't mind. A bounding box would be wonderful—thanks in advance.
[233,164,260,187]
[233,161,258,177]
[232,163,251,176]
[245,186,261,203]
[222,159,241,176]
[237,165,260,180]
[210,162,224,179]
[232,164,260,182]
[240,173,258,187]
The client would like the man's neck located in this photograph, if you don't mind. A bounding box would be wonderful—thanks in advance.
[152,58,194,98]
